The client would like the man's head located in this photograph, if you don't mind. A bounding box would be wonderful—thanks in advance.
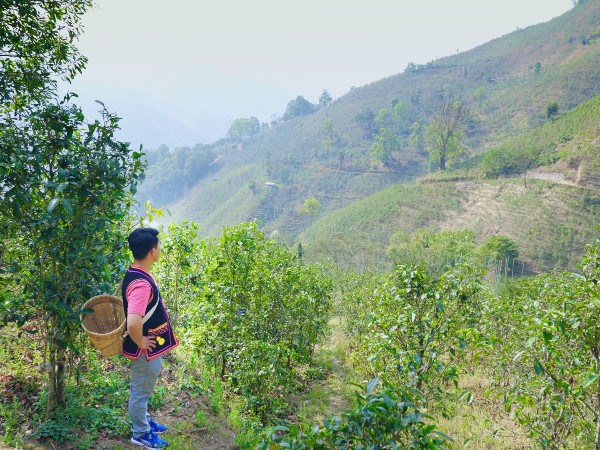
[128,228,160,262]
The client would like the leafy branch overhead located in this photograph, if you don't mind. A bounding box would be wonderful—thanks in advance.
[0,0,91,107]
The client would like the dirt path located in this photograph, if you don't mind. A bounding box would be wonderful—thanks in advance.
[293,317,354,426]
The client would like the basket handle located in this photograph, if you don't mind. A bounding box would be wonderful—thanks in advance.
[113,279,123,297]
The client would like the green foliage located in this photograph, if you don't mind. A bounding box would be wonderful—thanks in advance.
[354,109,376,139]
[344,264,483,417]
[209,378,225,415]
[154,221,204,327]
[257,379,450,449]
[546,101,560,120]
[480,145,538,178]
[0,95,144,414]
[321,119,338,148]
[388,229,478,276]
[319,90,332,108]
[367,102,414,167]
[300,197,323,218]
[0,0,91,107]
[388,229,520,277]
[425,101,472,171]
[481,239,600,448]
[195,409,208,428]
[228,117,262,142]
[188,223,333,419]
[137,143,216,206]
[27,355,130,444]
[478,235,519,261]
[480,93,600,179]
[282,96,316,121]
[410,121,425,154]
[369,126,397,167]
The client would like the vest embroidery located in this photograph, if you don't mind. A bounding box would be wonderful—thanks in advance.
[121,266,179,360]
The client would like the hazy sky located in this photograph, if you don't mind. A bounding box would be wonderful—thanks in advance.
[67,0,574,148]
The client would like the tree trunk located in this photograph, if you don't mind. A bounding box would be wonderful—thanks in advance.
[595,380,600,449]
[46,320,66,418]
[439,156,446,171]
[439,143,447,171]
[220,356,227,380]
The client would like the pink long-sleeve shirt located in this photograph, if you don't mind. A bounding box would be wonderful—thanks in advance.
[125,265,155,315]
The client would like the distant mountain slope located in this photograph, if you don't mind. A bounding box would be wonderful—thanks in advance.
[301,90,600,273]
[301,178,599,273]
[151,1,600,252]
[476,89,600,184]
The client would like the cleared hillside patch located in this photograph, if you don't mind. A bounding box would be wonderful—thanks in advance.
[302,179,600,272]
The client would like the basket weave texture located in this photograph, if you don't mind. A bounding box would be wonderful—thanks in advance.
[81,295,126,357]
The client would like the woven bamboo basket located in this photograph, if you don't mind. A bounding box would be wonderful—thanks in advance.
[81,294,126,357]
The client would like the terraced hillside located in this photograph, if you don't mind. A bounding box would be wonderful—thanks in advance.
[301,177,599,273]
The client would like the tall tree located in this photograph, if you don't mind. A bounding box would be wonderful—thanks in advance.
[0,97,145,415]
[1,0,144,417]
[369,108,400,166]
[322,119,338,148]
[227,116,261,141]
[425,100,473,171]
[370,127,397,167]
[546,102,559,120]
[318,89,332,107]
[410,121,426,155]
[300,197,322,218]
[355,109,376,139]
[282,96,315,120]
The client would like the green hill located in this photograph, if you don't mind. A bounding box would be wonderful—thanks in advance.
[302,90,600,273]
[144,0,600,266]
[301,176,600,273]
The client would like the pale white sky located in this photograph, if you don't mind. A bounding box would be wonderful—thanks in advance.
[67,0,574,148]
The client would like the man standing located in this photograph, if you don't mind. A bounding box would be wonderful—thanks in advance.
[122,228,179,449]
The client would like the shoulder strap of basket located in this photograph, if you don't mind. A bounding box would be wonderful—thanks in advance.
[120,279,161,340]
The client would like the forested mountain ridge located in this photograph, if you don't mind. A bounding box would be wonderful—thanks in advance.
[139,0,600,270]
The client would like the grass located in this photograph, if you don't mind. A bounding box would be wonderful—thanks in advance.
[165,163,263,236]
[0,327,238,450]
[292,316,358,427]
[270,308,538,449]
[437,370,533,449]
[479,92,600,180]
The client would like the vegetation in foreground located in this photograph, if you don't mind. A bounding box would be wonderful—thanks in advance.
[2,221,599,449]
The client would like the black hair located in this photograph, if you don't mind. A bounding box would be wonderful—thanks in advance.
[128,228,159,260]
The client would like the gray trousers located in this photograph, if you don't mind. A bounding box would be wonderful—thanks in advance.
[129,355,163,437]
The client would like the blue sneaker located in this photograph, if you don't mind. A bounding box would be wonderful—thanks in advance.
[131,431,168,449]
[149,418,168,434]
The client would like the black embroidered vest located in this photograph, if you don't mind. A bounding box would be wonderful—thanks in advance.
[121,266,178,360]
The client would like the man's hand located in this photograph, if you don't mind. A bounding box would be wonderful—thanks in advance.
[140,335,157,350]
[127,314,154,350]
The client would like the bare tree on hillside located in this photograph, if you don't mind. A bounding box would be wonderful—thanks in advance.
[425,101,473,171]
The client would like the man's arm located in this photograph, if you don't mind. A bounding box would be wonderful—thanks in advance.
[127,313,156,350]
